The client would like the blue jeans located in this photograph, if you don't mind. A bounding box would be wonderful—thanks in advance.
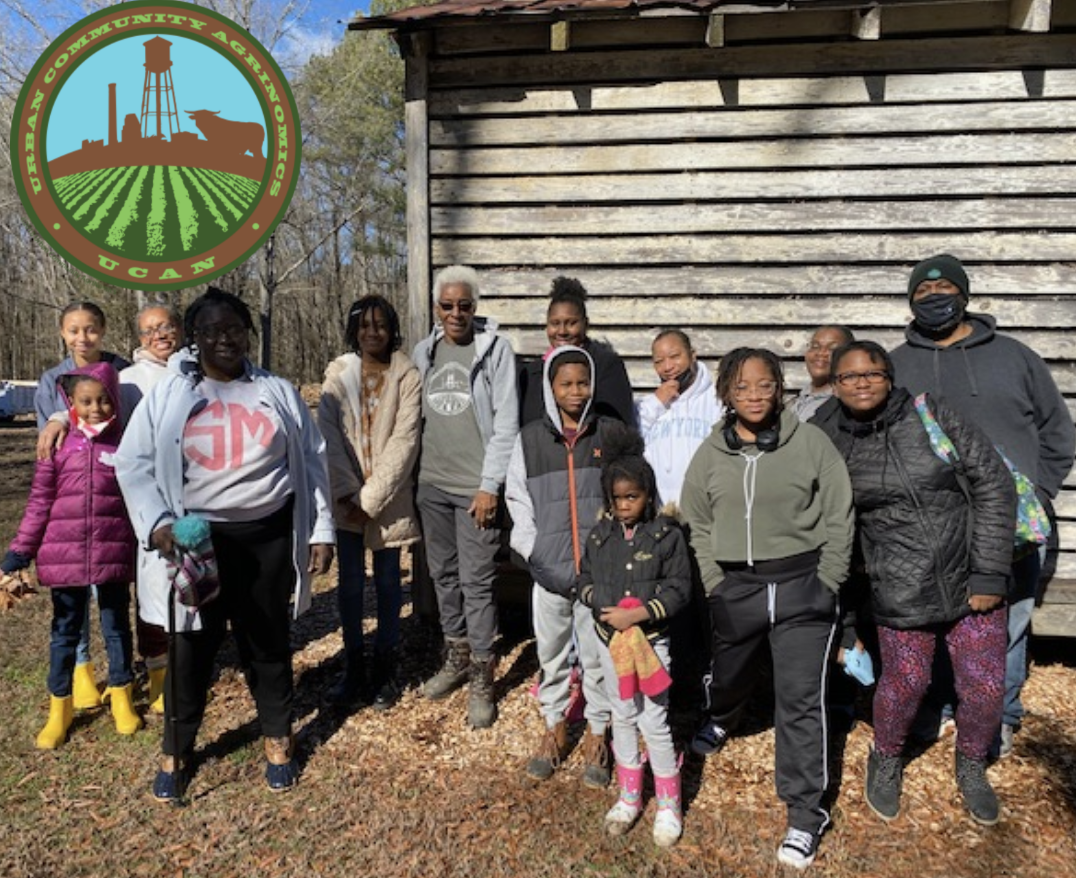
[49,584,132,696]
[336,530,402,657]
[1003,549,1042,729]
[75,588,94,665]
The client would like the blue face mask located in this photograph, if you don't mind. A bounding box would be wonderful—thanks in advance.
[912,293,965,335]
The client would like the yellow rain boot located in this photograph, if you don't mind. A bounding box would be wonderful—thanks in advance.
[148,667,166,715]
[36,695,74,749]
[72,662,102,710]
[105,684,144,735]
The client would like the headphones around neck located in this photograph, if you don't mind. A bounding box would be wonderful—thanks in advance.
[723,414,780,453]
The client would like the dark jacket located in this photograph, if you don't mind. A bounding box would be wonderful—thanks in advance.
[890,313,1074,498]
[819,388,1015,629]
[519,338,636,428]
[578,515,693,644]
[505,346,619,598]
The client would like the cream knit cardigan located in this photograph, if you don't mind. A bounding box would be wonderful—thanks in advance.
[318,350,421,550]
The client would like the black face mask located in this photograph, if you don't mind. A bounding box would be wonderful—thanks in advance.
[675,365,696,392]
[912,293,966,336]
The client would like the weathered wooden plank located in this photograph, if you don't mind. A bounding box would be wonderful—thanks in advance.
[479,294,1076,333]
[430,101,1076,147]
[1009,0,1054,31]
[1031,601,1076,636]
[433,231,1076,269]
[432,198,1076,236]
[430,132,1076,175]
[428,35,1076,90]
[472,264,1076,298]
[426,4,1014,58]
[622,356,1076,395]
[432,166,1076,205]
[1041,578,1076,604]
[430,70,1076,116]
[405,34,433,359]
[1053,490,1076,518]
[497,326,1076,361]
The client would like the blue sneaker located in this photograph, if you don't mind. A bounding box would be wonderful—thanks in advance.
[690,719,729,757]
[264,736,298,792]
[152,757,188,803]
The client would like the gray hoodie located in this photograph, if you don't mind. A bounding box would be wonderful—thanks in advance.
[890,313,1074,497]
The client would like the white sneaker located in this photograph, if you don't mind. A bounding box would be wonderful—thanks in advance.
[776,827,818,870]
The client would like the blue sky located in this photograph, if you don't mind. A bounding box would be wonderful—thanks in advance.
[46,35,265,159]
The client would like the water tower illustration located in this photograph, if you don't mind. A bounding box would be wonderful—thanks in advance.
[140,36,181,139]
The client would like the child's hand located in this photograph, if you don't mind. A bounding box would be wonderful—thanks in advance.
[600,604,649,631]
[36,420,68,460]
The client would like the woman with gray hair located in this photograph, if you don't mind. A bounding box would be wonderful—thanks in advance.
[412,265,520,729]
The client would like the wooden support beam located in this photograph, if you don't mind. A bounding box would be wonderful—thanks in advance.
[852,7,881,40]
[403,31,431,352]
[706,13,726,48]
[551,20,570,52]
[1010,0,1052,31]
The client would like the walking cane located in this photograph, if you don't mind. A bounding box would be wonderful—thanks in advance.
[166,553,186,807]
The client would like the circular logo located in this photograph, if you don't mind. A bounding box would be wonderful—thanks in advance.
[10,0,300,290]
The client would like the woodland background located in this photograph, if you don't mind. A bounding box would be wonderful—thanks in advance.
[0,0,411,381]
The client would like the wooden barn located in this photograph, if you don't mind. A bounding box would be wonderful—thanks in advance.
[351,0,1076,631]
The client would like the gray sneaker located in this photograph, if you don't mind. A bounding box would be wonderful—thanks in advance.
[865,748,903,821]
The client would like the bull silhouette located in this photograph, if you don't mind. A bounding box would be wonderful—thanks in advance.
[184,110,265,159]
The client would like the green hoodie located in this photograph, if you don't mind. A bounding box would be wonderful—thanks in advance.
[680,408,854,595]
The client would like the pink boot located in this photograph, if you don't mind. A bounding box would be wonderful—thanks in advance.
[604,762,644,836]
[653,772,682,847]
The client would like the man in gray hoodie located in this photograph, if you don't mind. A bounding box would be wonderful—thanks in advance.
[890,254,1075,756]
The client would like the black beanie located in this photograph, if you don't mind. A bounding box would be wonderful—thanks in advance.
[907,254,969,302]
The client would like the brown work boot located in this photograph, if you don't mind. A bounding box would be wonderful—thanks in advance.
[467,655,498,729]
[422,637,471,701]
[525,720,569,781]
[580,727,611,789]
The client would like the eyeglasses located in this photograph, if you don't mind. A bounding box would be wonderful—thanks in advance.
[732,381,778,400]
[835,370,890,387]
[139,322,178,338]
[437,299,474,313]
[806,342,841,354]
[194,323,248,343]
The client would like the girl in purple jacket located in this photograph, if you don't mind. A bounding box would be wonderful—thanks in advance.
[2,362,141,748]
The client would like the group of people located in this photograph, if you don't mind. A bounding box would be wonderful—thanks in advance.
[3,254,1072,870]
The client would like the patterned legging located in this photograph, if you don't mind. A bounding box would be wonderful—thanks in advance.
[874,607,1007,761]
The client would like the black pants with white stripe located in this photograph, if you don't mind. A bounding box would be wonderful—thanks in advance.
[705,553,838,836]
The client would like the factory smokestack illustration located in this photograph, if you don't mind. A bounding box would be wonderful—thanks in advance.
[108,83,117,146]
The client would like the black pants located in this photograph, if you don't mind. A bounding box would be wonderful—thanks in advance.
[705,554,838,835]
[164,500,295,760]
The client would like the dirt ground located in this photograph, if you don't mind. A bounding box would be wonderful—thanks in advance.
[1,417,1076,878]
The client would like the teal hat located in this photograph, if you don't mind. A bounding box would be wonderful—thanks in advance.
[908,254,969,302]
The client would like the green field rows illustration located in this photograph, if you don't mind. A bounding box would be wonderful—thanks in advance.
[52,166,260,261]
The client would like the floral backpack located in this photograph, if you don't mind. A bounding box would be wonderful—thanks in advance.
[913,393,1051,556]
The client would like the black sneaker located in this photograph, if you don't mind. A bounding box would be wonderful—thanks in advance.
[776,827,818,870]
[955,751,1000,825]
[690,719,729,757]
[865,748,903,821]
